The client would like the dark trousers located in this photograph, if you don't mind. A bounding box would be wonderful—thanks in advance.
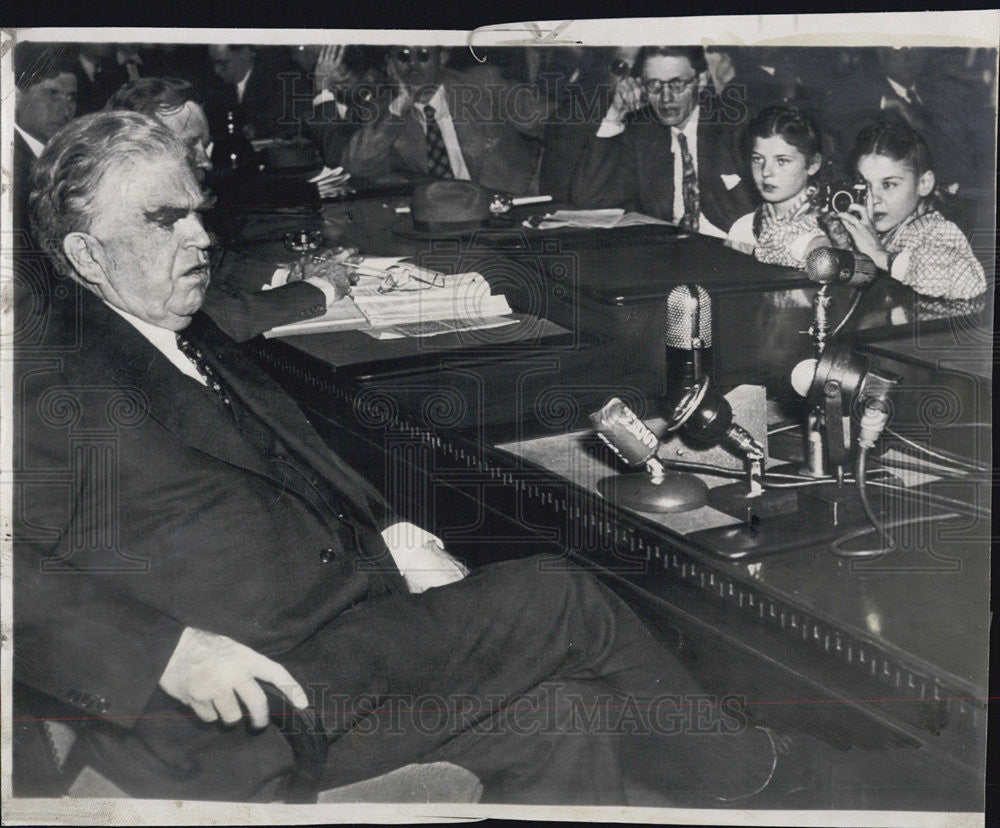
[281,556,775,805]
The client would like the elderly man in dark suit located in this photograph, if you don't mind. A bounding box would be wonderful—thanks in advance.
[14,111,785,805]
[106,76,355,341]
[571,46,756,237]
[342,45,552,194]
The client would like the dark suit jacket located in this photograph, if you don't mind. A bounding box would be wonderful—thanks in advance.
[202,249,327,342]
[569,99,757,233]
[207,52,303,141]
[13,288,405,798]
[304,99,366,169]
[342,65,554,194]
[13,130,36,238]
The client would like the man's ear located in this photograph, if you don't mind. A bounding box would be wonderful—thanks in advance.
[697,69,710,92]
[62,232,106,287]
[917,169,935,198]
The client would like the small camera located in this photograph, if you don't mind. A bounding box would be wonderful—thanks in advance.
[818,182,867,213]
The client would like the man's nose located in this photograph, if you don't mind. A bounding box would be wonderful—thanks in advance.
[195,146,214,174]
[184,216,212,250]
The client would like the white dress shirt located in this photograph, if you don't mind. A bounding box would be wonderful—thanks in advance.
[78,52,98,83]
[595,107,726,238]
[235,67,252,105]
[14,123,45,158]
[415,85,471,181]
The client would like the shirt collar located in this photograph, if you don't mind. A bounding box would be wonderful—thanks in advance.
[14,123,46,158]
[671,106,701,142]
[886,76,912,103]
[105,302,185,353]
[761,186,814,222]
[235,66,253,97]
[418,84,448,118]
[78,52,97,81]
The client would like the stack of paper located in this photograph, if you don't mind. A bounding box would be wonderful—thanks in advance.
[522,209,670,230]
[264,265,515,339]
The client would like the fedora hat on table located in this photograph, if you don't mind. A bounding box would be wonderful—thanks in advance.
[392,180,513,240]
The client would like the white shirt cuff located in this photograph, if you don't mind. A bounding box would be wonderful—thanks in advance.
[304,276,340,305]
[595,120,626,138]
[389,96,409,118]
[262,266,291,290]
[313,89,336,108]
[380,522,468,593]
[889,248,912,282]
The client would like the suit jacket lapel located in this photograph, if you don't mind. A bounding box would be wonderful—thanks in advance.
[187,314,387,522]
[443,72,478,182]
[78,295,273,481]
[396,110,430,175]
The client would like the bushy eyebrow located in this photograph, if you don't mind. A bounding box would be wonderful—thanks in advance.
[142,194,216,227]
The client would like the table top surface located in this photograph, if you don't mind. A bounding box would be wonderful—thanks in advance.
[497,420,991,694]
[255,212,992,697]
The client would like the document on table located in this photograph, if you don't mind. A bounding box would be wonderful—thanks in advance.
[265,268,515,338]
[522,209,671,230]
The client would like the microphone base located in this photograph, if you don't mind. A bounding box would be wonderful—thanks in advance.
[706,482,799,524]
[597,471,708,514]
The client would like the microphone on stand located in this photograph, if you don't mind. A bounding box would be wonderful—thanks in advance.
[664,284,713,408]
[805,248,877,287]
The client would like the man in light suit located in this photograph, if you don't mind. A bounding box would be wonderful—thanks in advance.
[570,46,757,237]
[342,45,553,194]
[14,111,782,804]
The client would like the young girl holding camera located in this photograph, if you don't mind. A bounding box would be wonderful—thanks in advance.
[838,121,986,317]
[727,105,831,268]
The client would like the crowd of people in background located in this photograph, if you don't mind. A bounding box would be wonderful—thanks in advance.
[12,39,995,315]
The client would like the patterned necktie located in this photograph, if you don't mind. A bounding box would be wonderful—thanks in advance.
[176,333,234,415]
[675,131,700,233]
[423,104,454,180]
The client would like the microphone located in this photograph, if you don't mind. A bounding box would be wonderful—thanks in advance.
[790,358,818,398]
[805,248,877,287]
[664,284,713,408]
[589,398,708,513]
[589,398,661,467]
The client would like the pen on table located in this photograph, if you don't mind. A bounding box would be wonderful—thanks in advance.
[394,195,553,214]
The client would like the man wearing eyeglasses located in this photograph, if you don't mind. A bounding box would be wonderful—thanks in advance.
[571,46,755,236]
[342,45,552,194]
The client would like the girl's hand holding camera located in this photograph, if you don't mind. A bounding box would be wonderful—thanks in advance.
[838,204,890,271]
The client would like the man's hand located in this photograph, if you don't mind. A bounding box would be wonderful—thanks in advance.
[606,76,646,125]
[287,246,363,299]
[386,59,414,116]
[159,627,309,729]
[313,169,353,200]
[314,44,353,96]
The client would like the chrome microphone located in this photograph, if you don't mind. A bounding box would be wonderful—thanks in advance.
[805,247,877,287]
[664,284,713,408]
[589,397,709,513]
[589,398,661,467]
